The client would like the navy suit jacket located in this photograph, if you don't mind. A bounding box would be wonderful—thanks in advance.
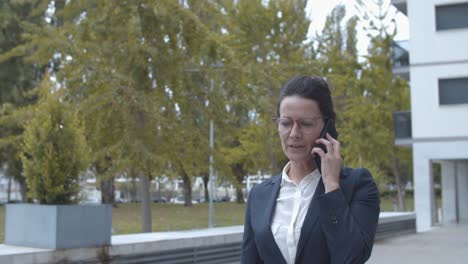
[241,167,380,264]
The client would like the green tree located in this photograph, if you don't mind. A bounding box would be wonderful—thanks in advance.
[314,5,362,121]
[0,0,52,201]
[342,0,412,210]
[215,0,316,203]
[21,78,88,204]
[4,0,238,230]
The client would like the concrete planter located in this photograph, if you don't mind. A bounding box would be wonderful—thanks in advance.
[5,203,112,249]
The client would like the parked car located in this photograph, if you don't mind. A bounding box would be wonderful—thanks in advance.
[153,197,168,203]
[214,196,230,202]
[170,196,199,204]
[170,196,185,204]
[194,197,206,203]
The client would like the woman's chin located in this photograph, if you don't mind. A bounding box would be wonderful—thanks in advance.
[286,153,313,164]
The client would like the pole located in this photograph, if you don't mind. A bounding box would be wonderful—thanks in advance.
[208,119,214,228]
[208,78,215,228]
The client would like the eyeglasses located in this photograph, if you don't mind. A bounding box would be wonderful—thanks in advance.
[272,116,326,135]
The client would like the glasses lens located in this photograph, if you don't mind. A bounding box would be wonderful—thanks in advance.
[300,118,318,134]
[275,117,322,134]
[276,118,292,134]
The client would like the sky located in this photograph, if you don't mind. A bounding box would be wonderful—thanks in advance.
[306,0,409,56]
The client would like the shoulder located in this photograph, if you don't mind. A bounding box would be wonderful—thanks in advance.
[260,174,281,186]
[340,167,378,195]
[247,174,281,202]
[341,167,374,183]
[251,174,281,191]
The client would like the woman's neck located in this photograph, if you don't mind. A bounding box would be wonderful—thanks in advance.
[288,160,316,184]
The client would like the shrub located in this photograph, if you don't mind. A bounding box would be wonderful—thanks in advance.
[21,81,89,204]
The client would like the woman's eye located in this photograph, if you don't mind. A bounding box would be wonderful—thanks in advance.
[302,122,314,128]
[279,120,292,127]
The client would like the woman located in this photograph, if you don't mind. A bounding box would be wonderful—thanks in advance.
[241,76,380,264]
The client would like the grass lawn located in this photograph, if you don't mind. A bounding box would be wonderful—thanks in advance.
[112,202,246,234]
[0,197,423,242]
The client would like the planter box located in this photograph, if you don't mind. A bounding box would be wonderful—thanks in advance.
[5,203,112,249]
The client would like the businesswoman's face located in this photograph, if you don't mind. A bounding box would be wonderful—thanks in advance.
[277,96,324,164]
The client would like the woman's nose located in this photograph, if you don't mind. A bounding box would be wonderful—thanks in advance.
[289,121,302,137]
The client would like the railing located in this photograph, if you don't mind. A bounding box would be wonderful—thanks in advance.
[112,242,242,264]
[392,41,410,80]
[393,111,412,146]
[0,213,416,264]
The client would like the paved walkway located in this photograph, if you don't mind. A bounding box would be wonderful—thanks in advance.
[368,224,468,264]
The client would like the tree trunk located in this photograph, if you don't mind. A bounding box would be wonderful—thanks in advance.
[233,163,245,204]
[130,176,138,202]
[140,172,152,233]
[100,176,115,205]
[156,177,162,200]
[393,156,406,211]
[202,174,209,203]
[17,176,28,202]
[181,169,192,207]
[7,176,11,202]
[95,157,115,205]
[236,185,243,204]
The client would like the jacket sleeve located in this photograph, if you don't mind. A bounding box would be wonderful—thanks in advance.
[241,186,264,264]
[317,168,380,264]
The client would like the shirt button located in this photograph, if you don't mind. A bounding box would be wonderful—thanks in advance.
[332,219,338,225]
[331,215,337,220]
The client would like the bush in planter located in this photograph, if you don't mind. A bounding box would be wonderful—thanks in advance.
[20,82,89,204]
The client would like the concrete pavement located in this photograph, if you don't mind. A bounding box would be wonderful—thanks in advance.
[368,224,468,264]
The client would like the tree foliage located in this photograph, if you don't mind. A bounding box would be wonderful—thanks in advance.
[0,0,48,201]
[0,0,412,213]
[21,79,88,204]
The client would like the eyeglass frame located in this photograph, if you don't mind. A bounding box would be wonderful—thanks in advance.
[272,116,329,135]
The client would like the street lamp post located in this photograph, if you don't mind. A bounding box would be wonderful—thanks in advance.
[208,118,214,228]
[208,78,215,228]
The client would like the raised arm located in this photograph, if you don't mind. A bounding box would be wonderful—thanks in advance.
[317,168,380,264]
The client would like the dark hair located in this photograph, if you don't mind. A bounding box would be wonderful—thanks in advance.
[277,75,336,121]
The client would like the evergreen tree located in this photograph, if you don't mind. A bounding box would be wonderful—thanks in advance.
[0,0,49,201]
[21,78,88,204]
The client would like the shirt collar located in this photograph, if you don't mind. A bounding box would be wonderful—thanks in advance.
[281,161,321,187]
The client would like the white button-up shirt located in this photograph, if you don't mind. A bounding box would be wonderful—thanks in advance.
[271,162,321,264]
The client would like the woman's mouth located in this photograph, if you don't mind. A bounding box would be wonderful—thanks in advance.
[289,144,305,149]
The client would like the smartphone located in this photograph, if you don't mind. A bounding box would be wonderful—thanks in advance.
[313,119,338,174]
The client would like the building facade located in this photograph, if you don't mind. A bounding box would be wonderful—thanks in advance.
[392,0,468,231]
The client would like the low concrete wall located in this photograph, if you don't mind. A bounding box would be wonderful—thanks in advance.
[376,212,417,240]
[0,212,416,264]
[5,204,112,249]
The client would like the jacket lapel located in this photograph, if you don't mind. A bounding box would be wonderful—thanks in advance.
[261,174,287,264]
[295,177,325,261]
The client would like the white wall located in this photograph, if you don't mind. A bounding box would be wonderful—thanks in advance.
[441,161,457,224]
[405,0,468,231]
[413,141,468,231]
[408,0,468,64]
[411,63,468,138]
[408,0,468,139]
[457,161,468,222]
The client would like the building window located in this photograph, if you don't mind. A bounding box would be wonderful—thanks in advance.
[436,3,468,30]
[439,77,468,105]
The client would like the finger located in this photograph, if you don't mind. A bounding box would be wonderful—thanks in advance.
[326,133,341,156]
[311,147,326,158]
[315,138,333,153]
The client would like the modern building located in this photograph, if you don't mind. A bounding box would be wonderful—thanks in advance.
[392,0,468,231]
